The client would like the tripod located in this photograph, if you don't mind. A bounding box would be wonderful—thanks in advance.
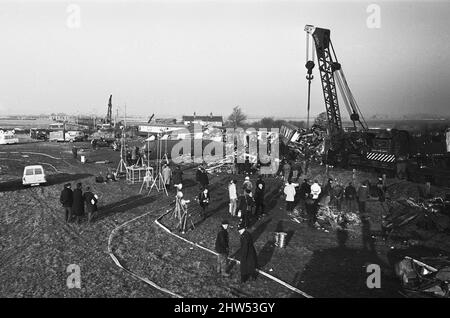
[139,166,154,194]
[148,132,168,196]
[173,196,194,234]
[116,133,127,176]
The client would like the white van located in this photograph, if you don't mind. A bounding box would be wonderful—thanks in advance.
[0,130,19,145]
[22,165,47,186]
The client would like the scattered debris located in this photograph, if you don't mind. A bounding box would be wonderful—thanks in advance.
[384,196,450,237]
[396,256,450,298]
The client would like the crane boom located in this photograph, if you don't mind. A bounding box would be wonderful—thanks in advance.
[107,95,112,124]
[305,25,367,131]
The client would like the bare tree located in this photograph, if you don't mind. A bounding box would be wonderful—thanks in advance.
[227,106,247,128]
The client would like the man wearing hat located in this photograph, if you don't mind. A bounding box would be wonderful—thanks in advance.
[237,189,254,228]
[60,183,73,223]
[238,223,258,283]
[215,220,230,277]
[242,176,253,192]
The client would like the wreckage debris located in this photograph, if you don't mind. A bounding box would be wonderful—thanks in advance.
[396,256,450,298]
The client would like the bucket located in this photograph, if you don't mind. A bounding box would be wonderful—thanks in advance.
[275,232,287,248]
[81,155,86,164]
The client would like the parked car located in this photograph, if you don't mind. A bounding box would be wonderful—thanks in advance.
[22,165,47,186]
[66,130,86,142]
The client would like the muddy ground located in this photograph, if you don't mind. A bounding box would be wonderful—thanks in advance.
[1,136,449,297]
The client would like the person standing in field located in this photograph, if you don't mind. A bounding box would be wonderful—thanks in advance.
[172,165,183,189]
[72,146,78,159]
[162,164,172,189]
[376,177,388,215]
[357,180,370,217]
[83,186,98,223]
[60,183,73,223]
[238,224,258,283]
[282,160,291,182]
[305,193,318,228]
[332,180,344,211]
[321,178,333,209]
[298,179,311,201]
[310,180,322,201]
[72,182,85,224]
[215,220,230,277]
[228,179,238,216]
[345,181,357,213]
[238,189,255,228]
[197,165,209,189]
[131,148,137,165]
[291,160,302,183]
[198,187,210,220]
[242,176,253,192]
[254,175,266,218]
[284,179,298,212]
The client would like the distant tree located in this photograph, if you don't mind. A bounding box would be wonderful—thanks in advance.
[260,117,275,128]
[314,112,328,130]
[288,120,306,129]
[227,106,247,128]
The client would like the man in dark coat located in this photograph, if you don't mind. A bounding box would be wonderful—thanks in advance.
[72,146,78,159]
[196,166,209,189]
[237,189,255,228]
[298,179,311,201]
[305,193,318,228]
[60,183,73,223]
[332,181,344,211]
[172,165,183,188]
[83,186,98,223]
[357,181,370,217]
[198,188,210,220]
[345,181,357,213]
[215,220,230,277]
[238,224,258,283]
[72,183,85,224]
[200,167,209,188]
[254,177,265,218]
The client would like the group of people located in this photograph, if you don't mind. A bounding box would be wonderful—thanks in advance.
[162,164,184,190]
[282,174,386,230]
[227,175,266,229]
[126,146,142,166]
[215,219,258,283]
[60,183,98,224]
[95,168,117,183]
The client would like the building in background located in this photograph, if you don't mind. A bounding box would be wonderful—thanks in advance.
[182,113,223,127]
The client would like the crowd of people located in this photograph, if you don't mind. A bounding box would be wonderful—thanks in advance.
[60,182,99,224]
[59,153,387,284]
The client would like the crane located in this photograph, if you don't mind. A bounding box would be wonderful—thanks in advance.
[106,94,113,125]
[304,25,368,133]
[304,25,416,174]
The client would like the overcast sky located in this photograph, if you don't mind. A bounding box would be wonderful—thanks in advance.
[0,0,449,119]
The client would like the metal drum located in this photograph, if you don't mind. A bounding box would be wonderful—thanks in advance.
[275,232,287,248]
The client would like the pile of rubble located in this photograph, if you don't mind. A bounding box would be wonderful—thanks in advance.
[383,196,450,236]
[316,206,360,228]
[288,205,360,230]
[289,125,327,163]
